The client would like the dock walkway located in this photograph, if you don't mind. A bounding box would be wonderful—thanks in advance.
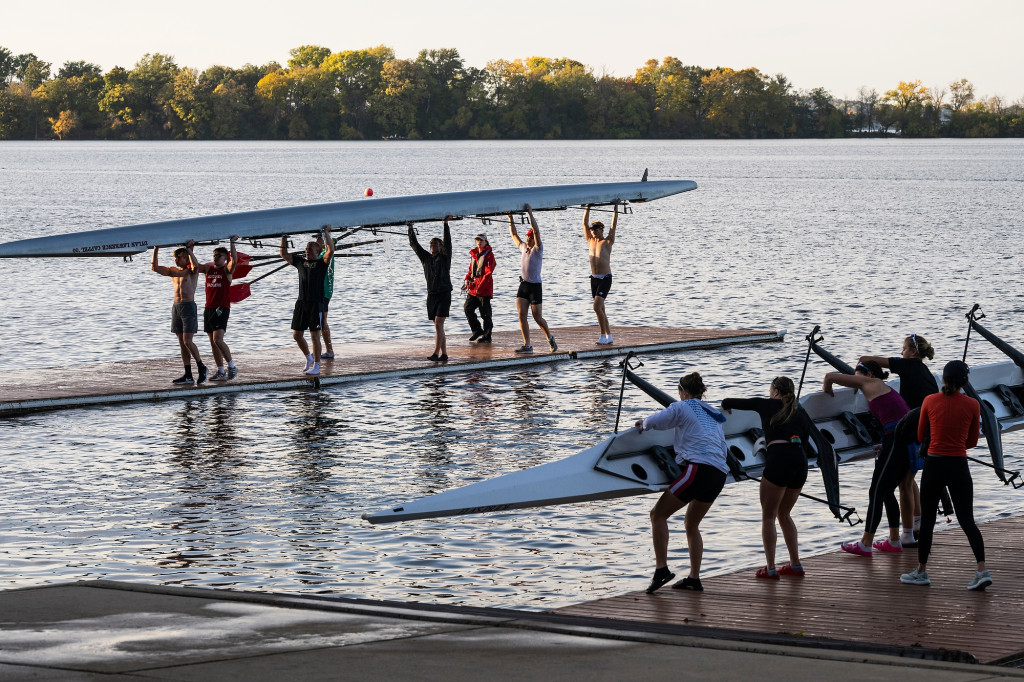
[0,326,782,415]
[554,514,1024,665]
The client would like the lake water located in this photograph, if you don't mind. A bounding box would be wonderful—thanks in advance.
[1,139,1023,609]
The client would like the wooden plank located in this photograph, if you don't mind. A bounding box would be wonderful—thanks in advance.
[553,515,1024,664]
[0,326,782,415]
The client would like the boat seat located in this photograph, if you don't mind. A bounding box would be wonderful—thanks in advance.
[841,411,873,445]
[995,384,1024,416]
[648,445,682,480]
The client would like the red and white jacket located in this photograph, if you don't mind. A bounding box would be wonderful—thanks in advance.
[464,246,495,297]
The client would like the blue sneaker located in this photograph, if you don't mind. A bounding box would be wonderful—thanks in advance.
[900,568,930,585]
[967,570,992,591]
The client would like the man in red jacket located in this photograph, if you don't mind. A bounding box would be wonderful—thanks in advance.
[463,233,496,343]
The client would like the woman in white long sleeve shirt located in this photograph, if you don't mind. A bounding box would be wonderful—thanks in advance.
[635,372,729,594]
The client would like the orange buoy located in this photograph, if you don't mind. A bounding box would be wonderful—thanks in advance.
[365,188,374,197]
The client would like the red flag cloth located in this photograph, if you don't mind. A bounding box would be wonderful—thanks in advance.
[233,252,252,278]
[229,282,251,303]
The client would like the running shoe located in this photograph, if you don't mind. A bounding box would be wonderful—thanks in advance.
[321,351,335,359]
[197,365,208,385]
[596,334,607,345]
[469,331,483,341]
[671,576,703,591]
[547,334,558,352]
[900,568,930,585]
[840,541,872,557]
[777,563,805,577]
[477,334,491,343]
[209,370,227,382]
[171,374,194,385]
[305,363,320,376]
[438,354,448,363]
[427,354,440,362]
[227,366,237,380]
[755,567,780,580]
[514,345,534,354]
[646,567,675,594]
[303,356,314,372]
[873,539,903,553]
[967,570,992,591]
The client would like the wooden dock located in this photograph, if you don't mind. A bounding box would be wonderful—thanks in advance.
[0,326,782,416]
[553,515,1024,665]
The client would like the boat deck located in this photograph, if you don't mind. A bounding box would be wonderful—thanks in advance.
[0,325,782,416]
[552,514,1024,665]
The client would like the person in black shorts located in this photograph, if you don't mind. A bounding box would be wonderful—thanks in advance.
[859,334,939,546]
[722,376,813,579]
[280,226,334,376]
[409,217,453,362]
[583,202,617,344]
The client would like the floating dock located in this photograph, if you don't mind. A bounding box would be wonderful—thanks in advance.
[1,516,1022,679]
[554,514,1024,666]
[0,326,783,416]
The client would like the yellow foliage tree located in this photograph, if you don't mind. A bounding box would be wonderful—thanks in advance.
[49,109,77,139]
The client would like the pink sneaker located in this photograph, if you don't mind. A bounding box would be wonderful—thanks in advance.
[872,539,903,553]
[841,541,872,557]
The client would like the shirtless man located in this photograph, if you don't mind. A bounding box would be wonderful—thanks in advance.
[151,242,208,385]
[583,201,618,345]
[509,205,557,354]
[194,237,239,381]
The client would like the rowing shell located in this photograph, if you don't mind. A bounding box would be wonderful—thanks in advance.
[362,359,1024,524]
[0,179,697,258]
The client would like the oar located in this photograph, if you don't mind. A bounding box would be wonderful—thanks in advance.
[966,456,1023,488]
[797,325,822,399]
[229,262,291,303]
[732,467,861,526]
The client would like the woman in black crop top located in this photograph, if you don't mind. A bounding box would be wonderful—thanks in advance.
[722,376,813,580]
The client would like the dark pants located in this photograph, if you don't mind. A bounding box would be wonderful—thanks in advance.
[464,295,492,335]
[865,431,909,535]
[918,456,985,565]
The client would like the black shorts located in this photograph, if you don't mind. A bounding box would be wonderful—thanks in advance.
[291,300,323,331]
[516,280,543,305]
[667,461,727,504]
[590,274,612,298]
[171,301,198,335]
[203,307,230,333]
[322,298,330,314]
[762,443,809,489]
[426,292,451,320]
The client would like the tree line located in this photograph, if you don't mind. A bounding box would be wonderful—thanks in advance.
[2,44,1022,141]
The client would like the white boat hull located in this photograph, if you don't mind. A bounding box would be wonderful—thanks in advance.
[0,180,696,258]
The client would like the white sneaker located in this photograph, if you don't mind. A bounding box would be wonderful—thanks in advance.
[305,362,320,376]
[596,334,607,345]
[303,355,314,372]
[604,334,613,345]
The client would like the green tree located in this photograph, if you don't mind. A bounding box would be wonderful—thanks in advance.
[369,58,423,137]
[288,45,331,69]
[322,46,395,138]
[0,46,17,84]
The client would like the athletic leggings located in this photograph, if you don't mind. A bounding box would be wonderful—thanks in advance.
[918,456,985,565]
[865,431,909,535]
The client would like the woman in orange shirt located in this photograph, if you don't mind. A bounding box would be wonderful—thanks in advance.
[900,360,991,590]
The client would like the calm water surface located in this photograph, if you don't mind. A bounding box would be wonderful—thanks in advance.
[1,140,1023,608]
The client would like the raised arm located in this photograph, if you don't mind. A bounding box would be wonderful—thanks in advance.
[186,241,198,271]
[857,355,891,368]
[408,224,428,261]
[525,204,540,246]
[443,215,453,257]
[150,246,170,276]
[321,225,334,264]
[583,204,593,240]
[226,236,238,275]
[280,235,294,265]
[607,201,618,244]
[823,371,871,396]
[508,213,523,249]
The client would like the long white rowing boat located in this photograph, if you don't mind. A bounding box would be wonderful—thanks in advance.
[362,358,1024,524]
[0,178,696,258]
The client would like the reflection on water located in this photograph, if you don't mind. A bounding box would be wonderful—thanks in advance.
[1,140,1023,609]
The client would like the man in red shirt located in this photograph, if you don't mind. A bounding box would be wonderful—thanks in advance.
[463,233,495,343]
[195,236,238,381]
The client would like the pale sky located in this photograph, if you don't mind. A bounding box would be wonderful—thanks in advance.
[4,0,1022,101]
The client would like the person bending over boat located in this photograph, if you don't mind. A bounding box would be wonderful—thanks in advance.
[194,236,238,381]
[408,218,453,362]
[315,231,336,360]
[151,241,208,386]
[583,201,618,345]
[636,372,729,593]
[281,226,334,376]
[508,205,556,354]
[859,334,939,547]
[462,233,495,343]
[825,361,911,557]
[901,360,991,590]
[722,377,812,579]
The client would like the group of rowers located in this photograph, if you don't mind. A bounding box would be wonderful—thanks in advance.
[150,203,620,381]
[637,333,993,594]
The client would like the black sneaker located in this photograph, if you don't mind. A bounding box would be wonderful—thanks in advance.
[197,365,208,385]
[439,354,448,363]
[477,333,492,343]
[209,369,227,381]
[547,334,558,352]
[646,567,675,594]
[427,354,440,362]
[469,331,483,341]
[172,374,194,385]
[672,576,703,591]
[227,366,238,380]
